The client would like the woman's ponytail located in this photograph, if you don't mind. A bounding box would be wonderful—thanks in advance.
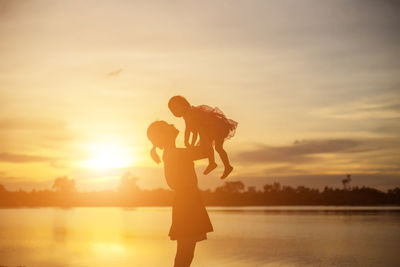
[150,146,161,164]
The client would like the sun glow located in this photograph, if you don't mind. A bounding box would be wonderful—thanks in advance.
[83,142,135,170]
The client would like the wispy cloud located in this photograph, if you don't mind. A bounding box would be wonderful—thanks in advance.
[0,117,67,131]
[0,174,54,191]
[234,138,399,164]
[315,99,400,120]
[0,117,77,153]
[0,152,55,163]
[235,139,359,163]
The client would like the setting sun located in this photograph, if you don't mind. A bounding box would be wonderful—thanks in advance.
[82,143,134,170]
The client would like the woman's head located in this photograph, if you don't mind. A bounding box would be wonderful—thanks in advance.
[168,95,191,117]
[147,120,179,163]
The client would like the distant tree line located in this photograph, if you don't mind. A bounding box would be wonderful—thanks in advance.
[0,173,399,207]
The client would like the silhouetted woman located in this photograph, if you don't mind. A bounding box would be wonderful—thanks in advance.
[147,120,213,267]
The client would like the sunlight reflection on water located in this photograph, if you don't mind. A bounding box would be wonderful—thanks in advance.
[0,207,399,266]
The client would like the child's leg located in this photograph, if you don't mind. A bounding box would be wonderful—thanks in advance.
[215,138,230,168]
[200,135,217,175]
[215,138,233,179]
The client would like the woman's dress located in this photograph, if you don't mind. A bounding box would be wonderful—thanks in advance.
[163,147,213,241]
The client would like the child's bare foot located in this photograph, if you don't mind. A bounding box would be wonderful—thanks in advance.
[203,162,217,175]
[220,165,233,179]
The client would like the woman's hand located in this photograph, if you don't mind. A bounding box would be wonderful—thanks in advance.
[184,140,190,147]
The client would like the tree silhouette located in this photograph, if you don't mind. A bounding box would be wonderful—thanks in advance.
[0,184,6,193]
[52,176,76,193]
[118,172,139,194]
[263,182,281,193]
[1,178,400,207]
[342,174,351,190]
[215,181,245,194]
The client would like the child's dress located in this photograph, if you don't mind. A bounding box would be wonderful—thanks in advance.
[188,105,238,140]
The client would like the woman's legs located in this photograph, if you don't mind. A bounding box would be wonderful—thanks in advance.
[174,239,197,267]
[215,138,233,179]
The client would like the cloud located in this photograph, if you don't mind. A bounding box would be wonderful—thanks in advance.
[235,139,361,163]
[0,152,55,163]
[234,138,399,164]
[0,117,67,131]
[373,118,400,135]
[107,68,123,77]
[0,174,54,191]
[315,99,400,120]
[263,165,310,176]
[0,117,77,151]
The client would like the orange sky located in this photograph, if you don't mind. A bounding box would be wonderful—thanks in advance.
[1,1,399,191]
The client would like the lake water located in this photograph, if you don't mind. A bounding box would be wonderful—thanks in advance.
[0,207,399,267]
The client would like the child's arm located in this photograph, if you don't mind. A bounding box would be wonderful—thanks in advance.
[184,128,190,147]
[184,120,192,147]
[190,130,198,147]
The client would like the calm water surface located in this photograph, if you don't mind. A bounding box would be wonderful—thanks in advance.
[0,207,399,267]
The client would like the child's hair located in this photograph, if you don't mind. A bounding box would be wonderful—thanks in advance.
[147,120,169,164]
[168,95,191,111]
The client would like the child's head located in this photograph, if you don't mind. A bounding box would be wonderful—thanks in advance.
[147,120,178,163]
[168,95,191,117]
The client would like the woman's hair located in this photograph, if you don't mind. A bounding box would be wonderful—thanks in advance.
[150,146,161,164]
[168,95,191,111]
[147,120,170,164]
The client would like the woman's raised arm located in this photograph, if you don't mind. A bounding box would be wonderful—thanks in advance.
[185,146,208,161]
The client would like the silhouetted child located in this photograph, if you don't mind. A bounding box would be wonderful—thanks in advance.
[168,95,237,179]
